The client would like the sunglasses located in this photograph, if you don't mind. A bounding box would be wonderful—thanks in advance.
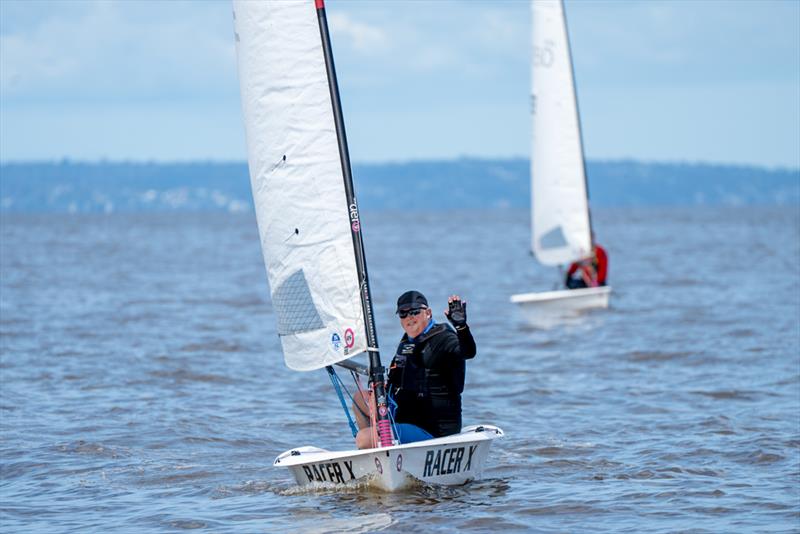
[398,308,426,319]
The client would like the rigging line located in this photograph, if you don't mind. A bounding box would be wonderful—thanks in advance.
[326,366,358,438]
[333,367,363,410]
[348,370,370,422]
[386,390,400,440]
[351,366,398,442]
[352,368,379,448]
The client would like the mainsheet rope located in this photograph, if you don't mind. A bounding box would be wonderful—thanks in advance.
[325,366,359,438]
[326,366,400,447]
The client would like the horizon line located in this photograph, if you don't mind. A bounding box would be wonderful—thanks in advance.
[1,157,797,172]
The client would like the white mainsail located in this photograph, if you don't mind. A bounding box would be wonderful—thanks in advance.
[531,0,592,267]
[233,1,368,371]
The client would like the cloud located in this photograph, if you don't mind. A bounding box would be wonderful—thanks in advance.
[1,1,236,101]
[328,12,387,54]
[331,2,527,79]
[568,0,800,86]
[473,7,528,56]
[0,0,796,166]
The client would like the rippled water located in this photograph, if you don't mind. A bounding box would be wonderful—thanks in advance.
[1,206,798,533]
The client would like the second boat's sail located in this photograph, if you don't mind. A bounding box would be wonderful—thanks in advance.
[233,1,367,371]
[531,0,592,267]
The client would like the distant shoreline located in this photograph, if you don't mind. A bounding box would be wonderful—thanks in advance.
[1,159,797,213]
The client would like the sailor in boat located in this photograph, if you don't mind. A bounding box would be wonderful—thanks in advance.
[565,243,609,289]
[353,290,477,449]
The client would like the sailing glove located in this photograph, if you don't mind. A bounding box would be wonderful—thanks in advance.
[446,300,468,329]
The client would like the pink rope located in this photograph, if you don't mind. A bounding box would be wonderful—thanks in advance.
[377,419,393,448]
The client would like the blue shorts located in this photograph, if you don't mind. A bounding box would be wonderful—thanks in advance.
[394,423,433,444]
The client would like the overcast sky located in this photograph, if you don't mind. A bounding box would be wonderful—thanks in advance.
[1,0,798,168]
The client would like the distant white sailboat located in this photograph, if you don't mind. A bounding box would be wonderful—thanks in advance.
[233,0,502,491]
[511,0,612,320]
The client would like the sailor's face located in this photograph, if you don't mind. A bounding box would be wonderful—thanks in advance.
[399,306,432,338]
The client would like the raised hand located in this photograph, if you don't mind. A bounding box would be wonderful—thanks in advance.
[445,295,467,328]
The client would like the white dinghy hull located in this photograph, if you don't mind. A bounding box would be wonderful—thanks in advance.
[274,425,504,492]
[511,286,611,325]
[511,286,611,312]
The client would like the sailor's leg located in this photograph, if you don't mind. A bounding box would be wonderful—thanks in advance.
[355,427,374,449]
[352,389,372,430]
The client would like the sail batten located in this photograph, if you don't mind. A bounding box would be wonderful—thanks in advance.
[531,0,592,266]
[234,1,368,371]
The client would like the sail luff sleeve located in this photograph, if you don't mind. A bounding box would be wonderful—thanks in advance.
[560,0,595,245]
[316,0,393,449]
[314,1,380,357]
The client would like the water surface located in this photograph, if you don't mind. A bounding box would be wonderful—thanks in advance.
[1,206,798,532]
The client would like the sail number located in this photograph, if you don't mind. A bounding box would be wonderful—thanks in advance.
[533,39,555,68]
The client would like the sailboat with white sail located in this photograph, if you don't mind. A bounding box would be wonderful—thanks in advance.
[511,0,612,319]
[232,0,502,491]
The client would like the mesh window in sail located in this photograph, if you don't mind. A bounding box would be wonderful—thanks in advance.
[539,226,568,250]
[272,269,325,335]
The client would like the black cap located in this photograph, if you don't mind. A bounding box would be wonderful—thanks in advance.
[396,290,428,313]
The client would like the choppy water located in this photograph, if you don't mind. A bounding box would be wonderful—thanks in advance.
[1,206,799,533]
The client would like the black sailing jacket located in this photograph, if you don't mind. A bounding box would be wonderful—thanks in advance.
[387,322,476,437]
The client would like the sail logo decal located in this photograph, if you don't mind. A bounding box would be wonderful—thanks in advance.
[331,333,341,351]
[344,328,355,349]
[423,445,478,478]
[349,203,360,233]
[301,460,356,484]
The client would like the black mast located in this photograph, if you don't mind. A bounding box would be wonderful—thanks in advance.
[315,0,394,448]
